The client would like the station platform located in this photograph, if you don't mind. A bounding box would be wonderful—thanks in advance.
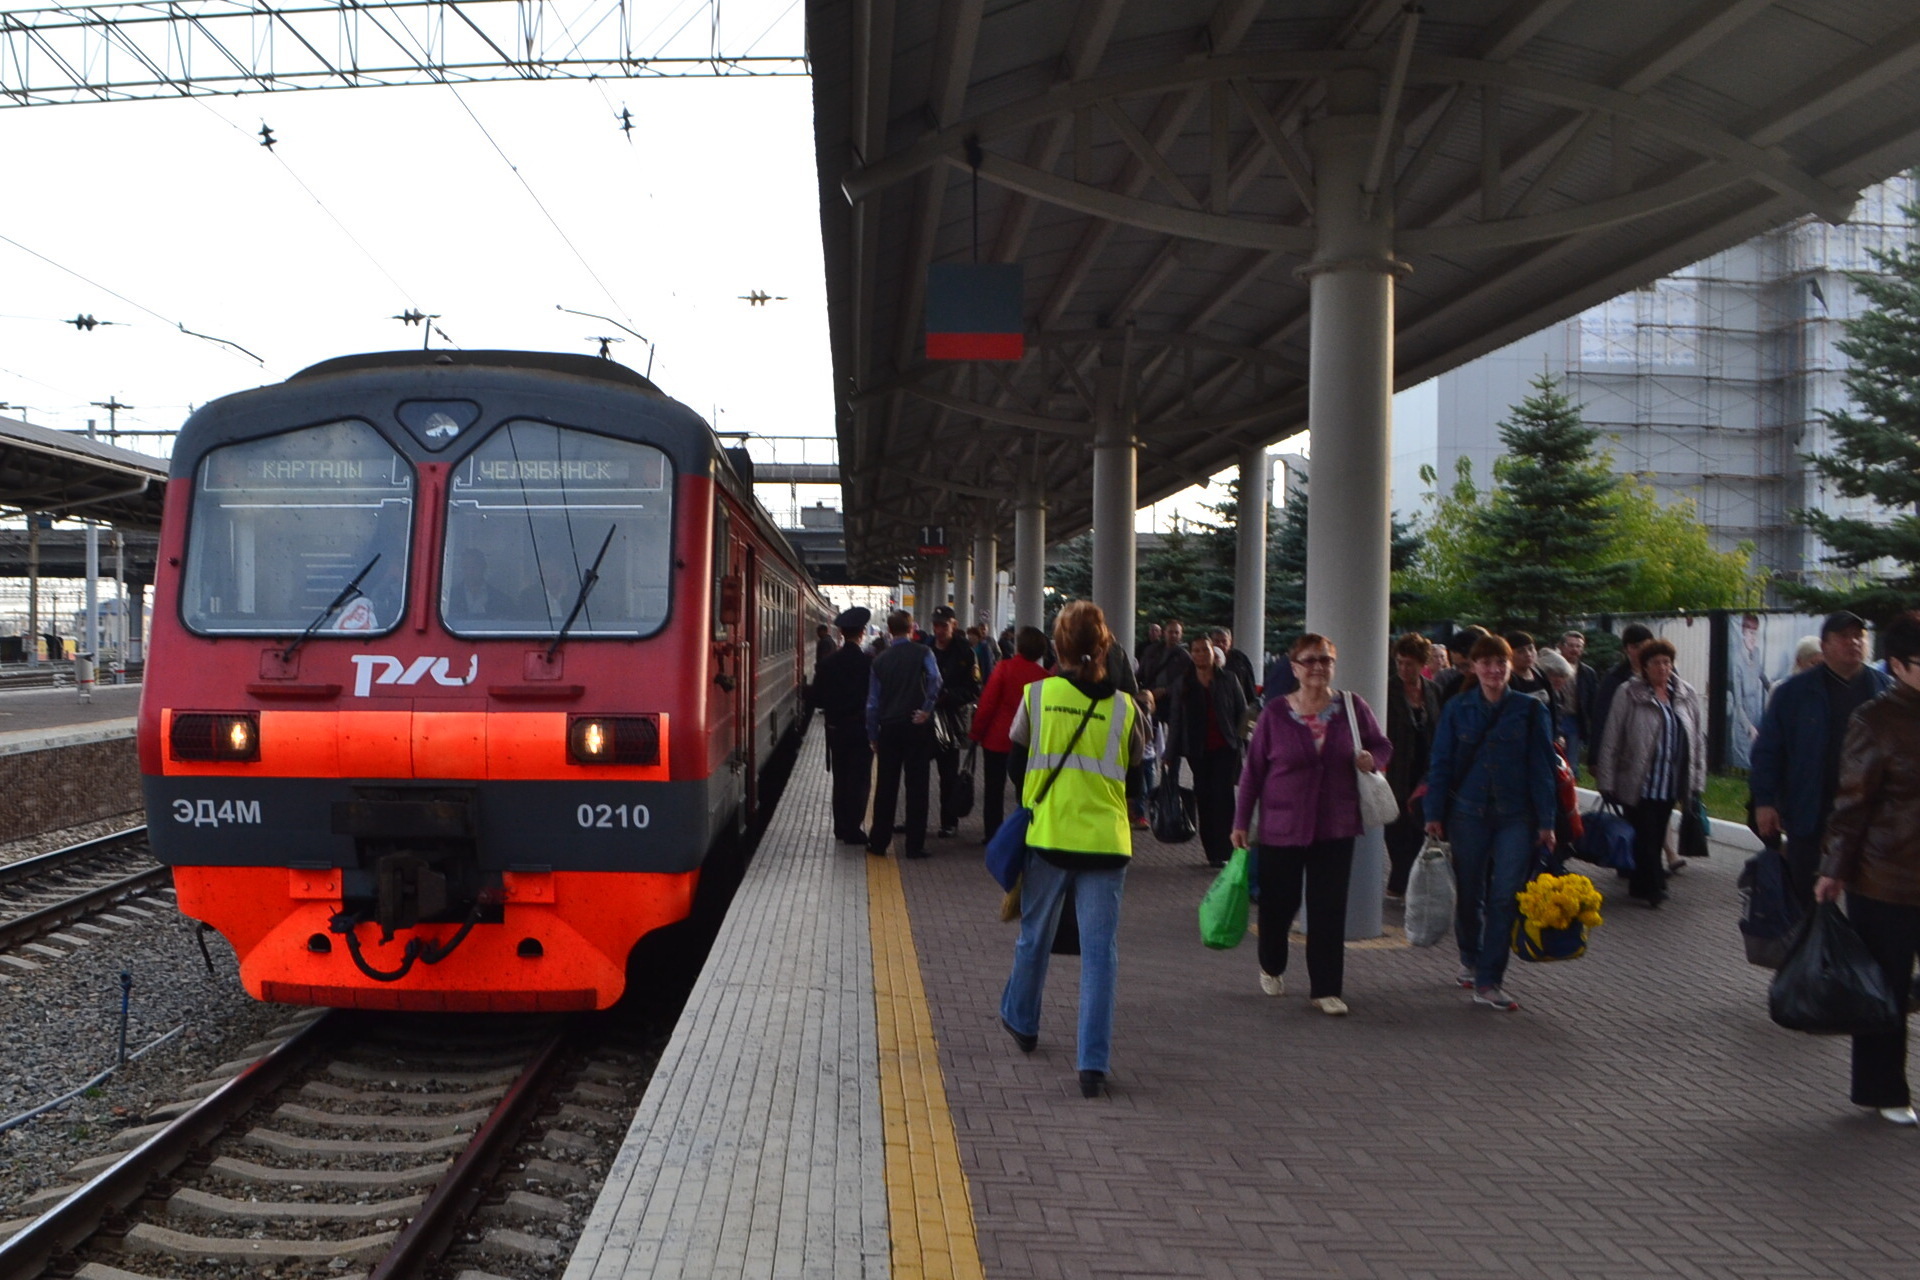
[0,682,139,747]
[569,729,1920,1280]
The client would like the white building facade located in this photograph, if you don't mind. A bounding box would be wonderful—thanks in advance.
[1407,175,1919,593]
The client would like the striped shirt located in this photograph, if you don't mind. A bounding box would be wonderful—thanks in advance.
[1643,683,1685,802]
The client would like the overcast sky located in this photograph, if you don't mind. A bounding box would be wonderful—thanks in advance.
[0,13,1441,537]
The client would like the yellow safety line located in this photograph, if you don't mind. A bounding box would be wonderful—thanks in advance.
[867,855,986,1280]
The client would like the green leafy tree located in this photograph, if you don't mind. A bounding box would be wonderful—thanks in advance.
[1609,480,1764,611]
[1397,457,1499,625]
[1787,214,1920,619]
[1463,375,1633,629]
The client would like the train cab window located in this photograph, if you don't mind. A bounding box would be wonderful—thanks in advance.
[442,421,673,638]
[182,420,413,636]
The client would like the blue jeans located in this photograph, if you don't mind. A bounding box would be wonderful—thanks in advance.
[1000,855,1127,1072]
[1449,814,1536,989]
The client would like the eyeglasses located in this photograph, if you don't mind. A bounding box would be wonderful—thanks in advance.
[1292,655,1335,667]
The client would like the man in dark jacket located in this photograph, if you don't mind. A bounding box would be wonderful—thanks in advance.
[1210,627,1259,703]
[814,608,874,844]
[1556,630,1598,765]
[1752,610,1894,904]
[927,605,980,837]
[867,610,942,858]
[1588,623,1653,768]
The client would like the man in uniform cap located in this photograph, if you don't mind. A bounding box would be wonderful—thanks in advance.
[813,607,875,844]
[1751,609,1893,905]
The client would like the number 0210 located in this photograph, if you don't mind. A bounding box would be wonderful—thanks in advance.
[577,803,651,829]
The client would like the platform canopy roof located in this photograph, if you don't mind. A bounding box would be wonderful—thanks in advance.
[811,0,1920,575]
[0,416,168,531]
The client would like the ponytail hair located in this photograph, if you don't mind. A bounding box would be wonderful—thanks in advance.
[1052,600,1112,682]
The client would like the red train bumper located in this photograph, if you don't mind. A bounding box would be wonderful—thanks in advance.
[171,866,698,1011]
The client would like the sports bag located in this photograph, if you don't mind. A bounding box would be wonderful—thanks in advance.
[1737,848,1802,968]
[1403,837,1456,948]
[1576,798,1635,872]
[1769,902,1902,1036]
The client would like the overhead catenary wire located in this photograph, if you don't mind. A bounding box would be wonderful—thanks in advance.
[367,1,637,329]
[191,97,424,313]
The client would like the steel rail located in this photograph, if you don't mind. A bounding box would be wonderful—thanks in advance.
[0,1011,341,1280]
[0,824,149,891]
[0,864,170,952]
[367,1025,576,1280]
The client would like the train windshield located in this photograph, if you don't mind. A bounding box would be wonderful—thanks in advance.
[182,420,414,636]
[441,421,673,638]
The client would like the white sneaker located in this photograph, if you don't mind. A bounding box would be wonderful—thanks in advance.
[1259,972,1285,997]
[1456,964,1476,989]
[1881,1106,1918,1126]
[1310,996,1349,1016]
[1472,986,1521,1012]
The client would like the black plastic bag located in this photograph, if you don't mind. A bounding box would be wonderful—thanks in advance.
[1150,780,1197,843]
[1768,902,1902,1035]
[1737,849,1802,968]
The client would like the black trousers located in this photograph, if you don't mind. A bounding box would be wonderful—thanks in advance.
[1257,838,1355,998]
[982,748,1011,841]
[1190,746,1241,865]
[1385,812,1424,896]
[1626,798,1675,903]
[869,720,932,856]
[935,740,970,828]
[1784,833,1823,912]
[1847,893,1920,1108]
[824,716,872,841]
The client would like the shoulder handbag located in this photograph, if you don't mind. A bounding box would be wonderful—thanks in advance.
[953,743,978,819]
[1343,690,1399,829]
[983,685,1102,891]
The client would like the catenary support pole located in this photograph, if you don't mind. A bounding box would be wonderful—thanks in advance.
[1090,365,1138,648]
[972,528,997,633]
[1235,446,1270,674]
[1014,460,1046,630]
[25,520,38,666]
[1303,70,1405,940]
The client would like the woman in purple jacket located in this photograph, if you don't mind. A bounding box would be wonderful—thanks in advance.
[1231,634,1392,1015]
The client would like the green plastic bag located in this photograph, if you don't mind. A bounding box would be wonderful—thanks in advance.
[1199,847,1251,950]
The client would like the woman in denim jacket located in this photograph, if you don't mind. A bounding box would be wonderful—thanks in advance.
[1423,634,1559,1012]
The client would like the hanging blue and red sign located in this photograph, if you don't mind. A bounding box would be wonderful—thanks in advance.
[925,262,1024,360]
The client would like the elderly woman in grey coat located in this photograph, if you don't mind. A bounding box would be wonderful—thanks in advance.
[1593,638,1706,908]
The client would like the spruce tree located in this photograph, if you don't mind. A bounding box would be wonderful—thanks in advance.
[1789,213,1920,618]
[1464,375,1631,630]
[1265,484,1423,647]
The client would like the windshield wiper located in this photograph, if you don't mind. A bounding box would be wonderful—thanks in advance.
[547,526,617,658]
[282,553,380,661]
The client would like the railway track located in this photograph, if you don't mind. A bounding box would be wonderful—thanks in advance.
[0,1009,653,1280]
[0,828,170,961]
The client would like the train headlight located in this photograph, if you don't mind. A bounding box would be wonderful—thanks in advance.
[171,712,262,763]
[568,715,660,766]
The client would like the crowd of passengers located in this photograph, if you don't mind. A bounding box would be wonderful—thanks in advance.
[808,601,1920,1117]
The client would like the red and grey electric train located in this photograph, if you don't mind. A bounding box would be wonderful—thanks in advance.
[138,350,830,1010]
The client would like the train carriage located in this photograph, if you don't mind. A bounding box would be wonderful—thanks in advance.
[139,350,828,1011]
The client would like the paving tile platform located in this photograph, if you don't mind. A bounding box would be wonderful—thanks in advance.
[569,724,1920,1279]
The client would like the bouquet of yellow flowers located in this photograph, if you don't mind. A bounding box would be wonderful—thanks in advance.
[1512,872,1604,962]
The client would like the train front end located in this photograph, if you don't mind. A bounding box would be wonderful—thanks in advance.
[139,352,735,1011]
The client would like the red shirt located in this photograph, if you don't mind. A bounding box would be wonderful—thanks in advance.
[970,655,1050,752]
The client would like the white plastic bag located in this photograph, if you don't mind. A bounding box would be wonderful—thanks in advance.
[1404,837,1456,948]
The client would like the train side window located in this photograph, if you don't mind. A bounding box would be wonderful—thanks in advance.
[442,421,674,638]
[182,419,413,636]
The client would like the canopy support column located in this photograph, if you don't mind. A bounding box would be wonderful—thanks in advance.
[1090,366,1136,647]
[1304,71,1406,941]
[1235,445,1270,676]
[972,527,997,632]
[952,536,972,630]
[1014,461,1046,631]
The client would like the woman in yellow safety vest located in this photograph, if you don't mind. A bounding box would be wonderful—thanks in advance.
[1000,600,1146,1099]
